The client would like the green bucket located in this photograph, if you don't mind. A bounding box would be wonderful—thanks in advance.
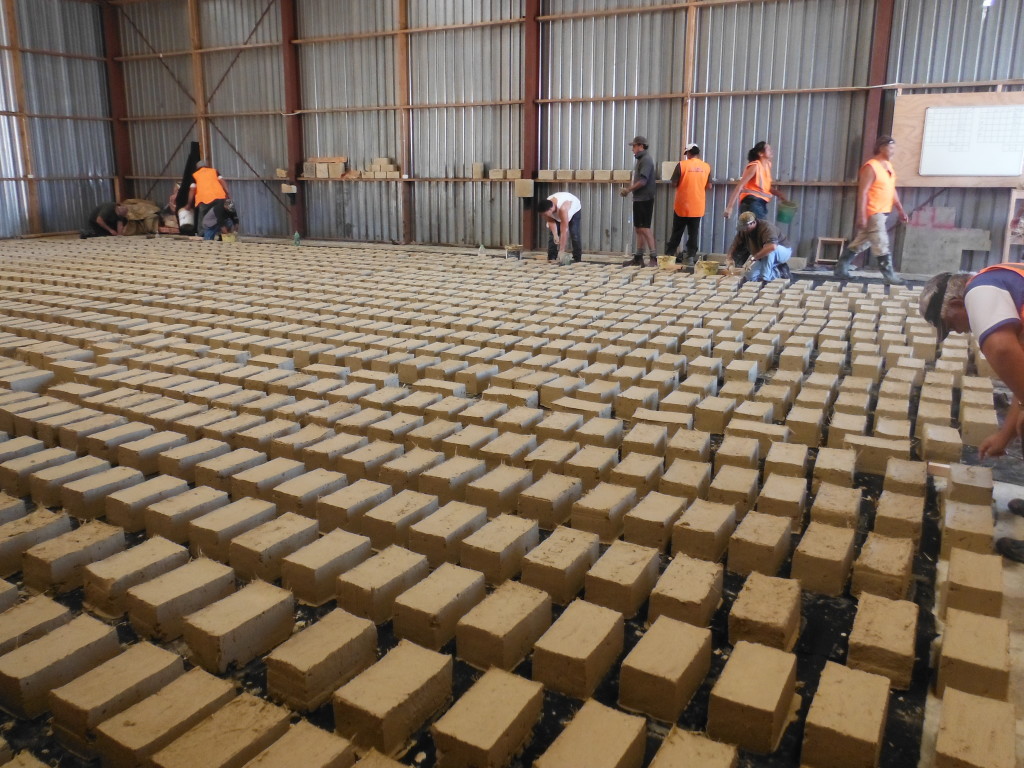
[776,200,798,224]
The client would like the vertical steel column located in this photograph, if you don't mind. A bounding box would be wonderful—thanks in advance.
[280,0,305,236]
[396,0,415,243]
[862,0,895,158]
[187,0,210,158]
[680,4,697,153]
[3,0,40,233]
[521,0,540,251]
[101,2,132,201]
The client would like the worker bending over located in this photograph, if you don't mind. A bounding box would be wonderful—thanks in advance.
[79,202,127,238]
[725,211,792,282]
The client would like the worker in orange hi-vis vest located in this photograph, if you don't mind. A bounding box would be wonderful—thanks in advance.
[920,263,1024,562]
[187,159,231,237]
[723,140,789,222]
[664,143,711,266]
[833,136,908,285]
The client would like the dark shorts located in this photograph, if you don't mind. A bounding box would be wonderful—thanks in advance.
[632,199,654,229]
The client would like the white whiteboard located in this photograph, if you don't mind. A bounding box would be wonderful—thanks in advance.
[919,105,1024,177]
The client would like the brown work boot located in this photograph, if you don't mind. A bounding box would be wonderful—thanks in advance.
[621,254,643,267]
[995,537,1024,563]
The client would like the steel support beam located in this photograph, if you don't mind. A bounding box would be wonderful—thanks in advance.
[101,1,132,201]
[521,0,540,251]
[2,0,41,234]
[862,0,895,159]
[396,0,415,243]
[186,0,210,157]
[280,0,305,237]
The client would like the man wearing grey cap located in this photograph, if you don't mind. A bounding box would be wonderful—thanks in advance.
[725,211,792,282]
[919,263,1024,561]
[665,143,712,266]
[620,136,657,267]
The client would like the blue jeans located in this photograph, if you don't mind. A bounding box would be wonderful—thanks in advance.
[547,212,583,262]
[739,196,768,220]
[746,244,792,281]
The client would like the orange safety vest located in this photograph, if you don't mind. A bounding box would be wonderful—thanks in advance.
[193,167,227,206]
[863,158,896,217]
[673,158,711,217]
[739,159,772,203]
[970,264,1024,323]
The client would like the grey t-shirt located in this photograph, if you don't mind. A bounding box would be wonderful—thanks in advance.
[632,149,657,201]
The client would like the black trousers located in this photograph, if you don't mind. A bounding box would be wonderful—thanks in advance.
[546,212,583,262]
[665,214,701,258]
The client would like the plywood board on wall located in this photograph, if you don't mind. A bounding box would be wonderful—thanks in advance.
[891,91,1024,188]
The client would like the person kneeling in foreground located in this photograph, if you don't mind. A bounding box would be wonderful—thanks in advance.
[202,199,239,241]
[80,202,128,238]
[725,211,792,282]
[920,264,1024,562]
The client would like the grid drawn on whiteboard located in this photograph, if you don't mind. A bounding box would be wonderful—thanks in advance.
[920,105,1024,176]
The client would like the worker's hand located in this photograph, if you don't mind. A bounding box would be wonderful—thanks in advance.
[725,257,734,268]
[856,214,867,230]
[898,210,909,224]
[723,208,732,219]
[618,187,630,198]
[979,431,1011,460]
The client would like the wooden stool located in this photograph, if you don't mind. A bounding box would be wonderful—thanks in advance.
[814,237,846,266]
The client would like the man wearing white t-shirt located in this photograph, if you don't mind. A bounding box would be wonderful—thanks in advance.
[920,263,1024,562]
[536,192,583,264]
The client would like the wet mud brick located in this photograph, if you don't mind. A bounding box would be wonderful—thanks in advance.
[708,466,759,518]
[0,614,119,718]
[945,463,993,506]
[333,640,452,757]
[265,608,376,712]
[660,459,711,499]
[431,667,543,768]
[282,529,372,606]
[83,537,189,619]
[242,720,355,768]
[146,486,230,544]
[377,448,444,493]
[150,693,290,768]
[756,474,807,528]
[0,509,72,577]
[126,558,235,641]
[116,432,188,477]
[49,642,183,755]
[847,593,918,689]
[942,548,1002,618]
[156,439,232,483]
[934,688,1016,768]
[337,441,405,483]
[456,581,551,670]
[619,616,711,722]
[192,447,267,493]
[337,546,429,624]
[791,521,856,596]
[608,452,663,496]
[920,423,963,462]
[516,473,582,530]
[727,511,792,577]
[22,520,124,594]
[584,540,659,619]
[188,498,276,562]
[62,466,144,519]
[764,442,808,478]
[270,468,346,517]
[418,456,487,504]
[521,525,599,605]
[937,608,1010,700]
[464,464,533,517]
[407,501,487,568]
[941,500,994,558]
[801,661,889,768]
[0,595,70,656]
[0,446,76,497]
[672,499,736,562]
[106,475,188,532]
[317,479,392,533]
[563,445,619,491]
[361,490,438,549]
[648,554,723,628]
[301,432,366,470]
[393,563,485,650]
[229,512,318,582]
[810,482,863,529]
[183,581,294,674]
[707,640,797,754]
[0,579,14,612]
[533,698,644,768]
[623,491,686,552]
[648,728,738,768]
[28,455,110,508]
[532,598,623,699]
[883,457,927,496]
[729,572,801,651]
[81,423,156,464]
[459,514,538,584]
[873,489,924,544]
[2,750,42,767]
[851,532,914,599]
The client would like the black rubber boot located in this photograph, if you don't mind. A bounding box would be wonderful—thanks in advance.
[621,253,643,267]
[876,253,905,285]
[1007,498,1024,517]
[833,249,857,279]
[995,537,1024,563]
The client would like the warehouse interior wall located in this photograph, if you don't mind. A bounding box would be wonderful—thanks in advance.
[0,0,1021,265]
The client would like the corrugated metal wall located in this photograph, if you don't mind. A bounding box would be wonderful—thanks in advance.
[0,0,112,237]
[2,0,1023,264]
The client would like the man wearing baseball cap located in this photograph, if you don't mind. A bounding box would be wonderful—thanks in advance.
[620,136,657,267]
[725,211,792,282]
[664,143,712,266]
[919,263,1024,561]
